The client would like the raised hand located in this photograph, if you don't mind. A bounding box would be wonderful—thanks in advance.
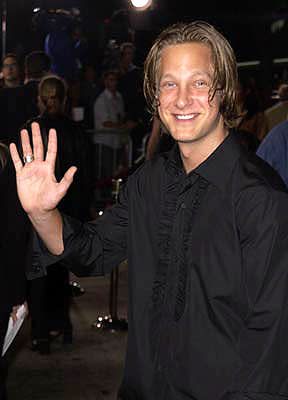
[10,122,77,218]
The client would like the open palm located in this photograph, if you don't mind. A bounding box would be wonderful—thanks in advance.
[10,122,77,216]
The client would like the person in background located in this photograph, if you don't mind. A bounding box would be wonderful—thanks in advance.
[0,142,30,399]
[146,116,174,160]
[236,77,268,143]
[11,21,288,400]
[23,75,90,354]
[24,51,52,119]
[118,42,147,161]
[77,64,100,129]
[0,52,51,145]
[42,9,84,83]
[93,69,135,178]
[0,54,21,88]
[265,83,288,132]
[94,70,126,131]
[256,119,288,187]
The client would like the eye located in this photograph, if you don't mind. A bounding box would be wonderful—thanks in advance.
[160,81,176,90]
[193,80,209,89]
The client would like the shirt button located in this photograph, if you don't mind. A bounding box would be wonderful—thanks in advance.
[181,202,186,209]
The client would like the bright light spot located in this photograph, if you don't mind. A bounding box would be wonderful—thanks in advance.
[33,8,41,13]
[130,0,152,10]
[98,210,104,216]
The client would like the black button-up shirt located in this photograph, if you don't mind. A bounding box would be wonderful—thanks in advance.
[37,131,288,400]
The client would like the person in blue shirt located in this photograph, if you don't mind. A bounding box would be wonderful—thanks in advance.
[256,120,288,187]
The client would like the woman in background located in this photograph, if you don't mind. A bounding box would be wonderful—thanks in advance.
[24,75,91,353]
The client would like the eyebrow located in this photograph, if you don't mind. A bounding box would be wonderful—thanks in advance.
[160,70,212,81]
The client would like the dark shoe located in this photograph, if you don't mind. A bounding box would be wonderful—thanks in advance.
[30,339,50,355]
[69,281,85,297]
[49,330,73,345]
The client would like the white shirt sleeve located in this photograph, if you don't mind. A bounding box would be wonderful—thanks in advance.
[94,94,109,130]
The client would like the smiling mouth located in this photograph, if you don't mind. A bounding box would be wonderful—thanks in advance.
[175,114,198,120]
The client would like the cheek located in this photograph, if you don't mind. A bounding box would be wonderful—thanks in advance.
[159,92,175,110]
[209,91,222,109]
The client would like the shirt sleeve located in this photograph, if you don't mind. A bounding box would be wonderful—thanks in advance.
[225,187,288,399]
[256,131,283,175]
[33,181,129,277]
[94,95,109,130]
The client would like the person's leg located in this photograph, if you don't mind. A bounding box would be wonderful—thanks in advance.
[46,264,73,345]
[27,277,50,354]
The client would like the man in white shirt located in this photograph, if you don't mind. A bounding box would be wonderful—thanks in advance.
[94,70,125,131]
[93,70,134,178]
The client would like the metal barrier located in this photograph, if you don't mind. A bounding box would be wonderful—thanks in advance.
[87,129,132,179]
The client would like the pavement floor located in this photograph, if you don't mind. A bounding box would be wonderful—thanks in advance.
[5,262,128,400]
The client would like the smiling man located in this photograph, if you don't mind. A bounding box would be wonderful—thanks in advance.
[10,21,288,400]
[157,42,225,171]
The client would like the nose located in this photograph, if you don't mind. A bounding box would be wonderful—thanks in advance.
[175,84,192,109]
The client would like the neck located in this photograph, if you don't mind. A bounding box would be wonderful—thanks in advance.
[107,88,117,96]
[178,129,229,174]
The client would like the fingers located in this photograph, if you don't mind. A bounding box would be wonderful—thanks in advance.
[57,166,77,197]
[9,143,23,173]
[46,129,57,170]
[21,129,33,159]
[11,305,20,323]
[31,122,44,161]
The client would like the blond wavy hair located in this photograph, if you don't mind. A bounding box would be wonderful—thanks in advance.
[144,21,239,128]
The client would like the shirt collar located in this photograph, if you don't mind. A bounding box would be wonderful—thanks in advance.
[104,88,121,100]
[167,131,243,192]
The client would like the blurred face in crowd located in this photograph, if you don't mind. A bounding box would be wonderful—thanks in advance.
[2,56,20,86]
[158,42,225,145]
[121,46,134,67]
[104,73,118,94]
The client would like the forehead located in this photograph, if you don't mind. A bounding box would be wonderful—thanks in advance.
[123,46,134,55]
[105,74,117,80]
[158,42,213,78]
[3,57,17,65]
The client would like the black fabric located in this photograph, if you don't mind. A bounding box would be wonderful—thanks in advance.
[0,312,10,400]
[23,80,40,120]
[0,155,30,400]
[0,157,30,312]
[27,276,49,341]
[34,131,288,400]
[0,86,36,145]
[118,67,145,122]
[23,113,90,344]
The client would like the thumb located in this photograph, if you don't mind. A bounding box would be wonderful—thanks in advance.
[57,166,77,197]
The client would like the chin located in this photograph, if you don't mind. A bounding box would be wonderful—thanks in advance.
[171,132,199,143]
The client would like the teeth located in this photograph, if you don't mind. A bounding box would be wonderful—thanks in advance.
[176,114,196,120]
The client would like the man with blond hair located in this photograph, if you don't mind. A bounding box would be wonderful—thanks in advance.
[11,21,288,400]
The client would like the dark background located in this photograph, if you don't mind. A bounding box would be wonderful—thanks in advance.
[2,0,288,89]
